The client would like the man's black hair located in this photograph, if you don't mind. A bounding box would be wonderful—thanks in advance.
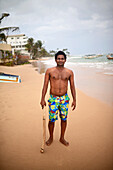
[55,51,67,60]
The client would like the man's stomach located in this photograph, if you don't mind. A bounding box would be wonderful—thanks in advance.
[50,87,67,96]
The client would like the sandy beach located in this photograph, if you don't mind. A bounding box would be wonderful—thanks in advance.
[0,64,113,170]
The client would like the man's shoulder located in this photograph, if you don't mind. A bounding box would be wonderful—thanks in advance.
[46,67,56,73]
[65,67,73,74]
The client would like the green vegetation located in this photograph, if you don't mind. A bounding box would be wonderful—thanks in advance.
[0,50,15,66]
[25,38,70,59]
[0,13,20,66]
[49,48,70,56]
[0,12,70,66]
[25,38,50,59]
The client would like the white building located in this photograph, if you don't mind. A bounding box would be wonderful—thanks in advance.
[0,43,12,59]
[7,34,30,55]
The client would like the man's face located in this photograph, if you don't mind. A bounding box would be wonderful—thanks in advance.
[55,55,66,66]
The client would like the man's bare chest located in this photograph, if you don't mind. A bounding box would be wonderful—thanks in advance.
[50,72,70,81]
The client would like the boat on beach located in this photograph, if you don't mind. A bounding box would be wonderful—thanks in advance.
[106,54,113,60]
[0,73,21,83]
[84,54,103,59]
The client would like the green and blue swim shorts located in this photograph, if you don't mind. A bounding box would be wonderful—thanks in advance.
[48,93,70,122]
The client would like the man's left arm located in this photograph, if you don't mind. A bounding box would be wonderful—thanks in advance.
[69,71,76,110]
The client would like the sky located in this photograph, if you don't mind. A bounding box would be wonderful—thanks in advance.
[0,0,113,55]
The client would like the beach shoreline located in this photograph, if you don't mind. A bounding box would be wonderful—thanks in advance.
[0,64,113,170]
[35,58,113,107]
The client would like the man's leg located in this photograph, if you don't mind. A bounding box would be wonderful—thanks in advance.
[60,119,69,146]
[46,121,55,146]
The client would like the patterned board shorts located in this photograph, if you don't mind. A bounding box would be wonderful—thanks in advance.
[48,93,70,122]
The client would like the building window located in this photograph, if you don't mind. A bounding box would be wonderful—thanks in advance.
[17,37,19,39]
[11,38,14,39]
[11,46,15,48]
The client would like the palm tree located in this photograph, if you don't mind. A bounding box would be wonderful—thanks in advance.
[25,38,34,59]
[32,40,43,58]
[0,27,19,43]
[39,47,49,57]
[32,42,38,58]
[25,38,50,59]
[63,48,68,52]
[0,12,19,65]
[49,50,56,56]
[0,13,10,24]
[37,40,43,50]
[63,48,70,56]
[0,13,19,43]
[0,33,6,42]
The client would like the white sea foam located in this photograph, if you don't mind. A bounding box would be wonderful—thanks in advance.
[68,56,82,59]
[37,55,113,74]
[104,72,113,76]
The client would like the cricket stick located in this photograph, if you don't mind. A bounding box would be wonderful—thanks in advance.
[40,107,46,153]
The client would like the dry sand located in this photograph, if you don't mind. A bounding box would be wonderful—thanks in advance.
[0,64,113,170]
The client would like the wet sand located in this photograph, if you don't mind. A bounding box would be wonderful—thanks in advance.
[36,59,113,107]
[73,65,113,107]
[0,64,113,170]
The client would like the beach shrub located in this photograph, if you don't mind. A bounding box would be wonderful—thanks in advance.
[17,55,30,65]
[4,60,14,66]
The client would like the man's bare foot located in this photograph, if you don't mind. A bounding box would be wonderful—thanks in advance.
[46,137,53,146]
[59,138,69,146]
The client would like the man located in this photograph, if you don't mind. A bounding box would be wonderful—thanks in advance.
[40,51,76,146]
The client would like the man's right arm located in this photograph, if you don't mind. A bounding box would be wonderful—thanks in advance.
[40,69,50,109]
[69,70,76,110]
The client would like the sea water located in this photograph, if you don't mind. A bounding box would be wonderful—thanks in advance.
[38,55,113,75]
[37,55,113,106]
[67,55,113,75]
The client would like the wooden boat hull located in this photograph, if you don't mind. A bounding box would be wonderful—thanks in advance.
[0,73,21,83]
[106,55,113,59]
[84,55,103,59]
[84,56,97,59]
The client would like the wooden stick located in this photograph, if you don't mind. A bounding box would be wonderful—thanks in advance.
[40,107,46,153]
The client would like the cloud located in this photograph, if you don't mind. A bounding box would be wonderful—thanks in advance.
[0,0,113,54]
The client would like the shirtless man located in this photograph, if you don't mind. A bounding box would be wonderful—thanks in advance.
[40,51,76,146]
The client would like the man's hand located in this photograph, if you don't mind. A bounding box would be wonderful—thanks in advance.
[40,99,46,109]
[71,100,76,111]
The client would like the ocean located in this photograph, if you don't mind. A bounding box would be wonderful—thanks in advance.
[38,55,113,75]
[37,55,113,106]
